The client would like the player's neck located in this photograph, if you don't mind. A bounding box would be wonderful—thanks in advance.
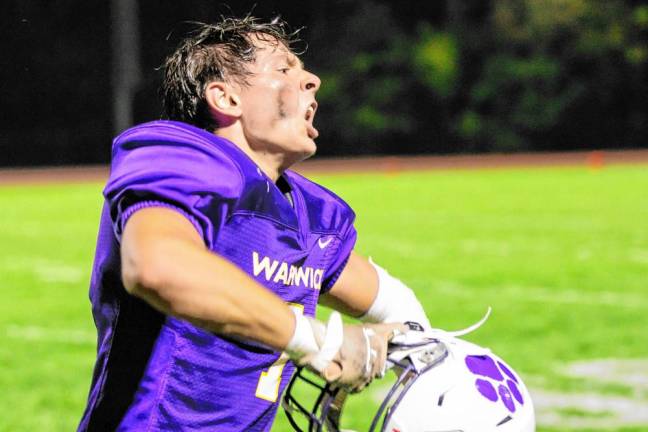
[213,127,285,182]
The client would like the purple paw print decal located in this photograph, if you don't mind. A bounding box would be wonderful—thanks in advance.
[465,355,525,413]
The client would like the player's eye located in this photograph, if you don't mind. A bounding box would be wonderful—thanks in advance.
[279,67,290,74]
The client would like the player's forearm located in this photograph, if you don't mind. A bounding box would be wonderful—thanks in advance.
[121,210,295,351]
[323,252,431,330]
[319,252,379,317]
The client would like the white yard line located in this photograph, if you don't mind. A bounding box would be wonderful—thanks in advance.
[567,359,648,393]
[532,359,648,428]
[533,388,648,428]
[4,324,95,345]
[430,282,648,309]
[0,257,86,283]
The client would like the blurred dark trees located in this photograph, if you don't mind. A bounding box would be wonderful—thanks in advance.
[1,0,646,166]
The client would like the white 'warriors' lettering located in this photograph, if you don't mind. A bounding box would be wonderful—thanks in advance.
[295,266,310,287]
[252,251,324,290]
[252,252,279,280]
[273,262,289,284]
[313,269,323,289]
[287,266,297,285]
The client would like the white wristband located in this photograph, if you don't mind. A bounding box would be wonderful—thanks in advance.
[285,310,344,374]
[285,309,319,359]
[310,312,343,372]
[361,258,432,331]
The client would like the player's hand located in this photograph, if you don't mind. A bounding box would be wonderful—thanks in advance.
[286,311,405,392]
[322,321,406,392]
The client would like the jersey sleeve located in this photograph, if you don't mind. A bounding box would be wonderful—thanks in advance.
[321,217,357,294]
[103,123,242,249]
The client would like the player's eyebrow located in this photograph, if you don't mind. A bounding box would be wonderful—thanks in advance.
[285,53,304,69]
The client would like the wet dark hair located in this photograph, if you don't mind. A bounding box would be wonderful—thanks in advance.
[161,15,302,130]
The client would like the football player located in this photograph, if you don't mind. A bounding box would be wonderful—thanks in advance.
[78,16,431,432]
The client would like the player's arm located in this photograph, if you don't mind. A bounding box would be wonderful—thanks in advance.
[319,251,432,330]
[121,206,401,390]
[121,206,297,351]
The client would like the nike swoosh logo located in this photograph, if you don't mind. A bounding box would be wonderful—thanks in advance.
[318,237,333,249]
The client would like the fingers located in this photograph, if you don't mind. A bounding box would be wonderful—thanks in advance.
[334,324,397,391]
[369,341,383,379]
[324,325,372,392]
[369,322,409,341]
[323,360,343,381]
[363,322,406,380]
[362,327,375,378]
[310,322,409,393]
[367,327,390,378]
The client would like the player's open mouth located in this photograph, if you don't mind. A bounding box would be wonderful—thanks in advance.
[305,102,319,139]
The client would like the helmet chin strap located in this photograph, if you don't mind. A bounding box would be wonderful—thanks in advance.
[434,306,492,338]
[385,306,493,375]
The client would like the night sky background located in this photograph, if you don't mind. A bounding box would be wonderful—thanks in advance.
[2,0,646,166]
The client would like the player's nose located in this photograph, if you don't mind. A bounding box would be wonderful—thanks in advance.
[301,70,321,93]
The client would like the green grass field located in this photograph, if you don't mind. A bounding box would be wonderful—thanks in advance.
[1,165,647,431]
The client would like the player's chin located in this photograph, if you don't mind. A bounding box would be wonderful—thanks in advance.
[294,135,318,158]
[293,140,317,164]
[305,137,318,155]
[286,143,315,169]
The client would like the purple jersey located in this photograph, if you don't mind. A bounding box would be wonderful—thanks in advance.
[78,121,357,431]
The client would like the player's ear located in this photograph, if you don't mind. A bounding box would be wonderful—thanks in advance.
[205,81,242,122]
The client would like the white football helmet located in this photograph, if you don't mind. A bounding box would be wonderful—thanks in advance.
[282,311,535,432]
